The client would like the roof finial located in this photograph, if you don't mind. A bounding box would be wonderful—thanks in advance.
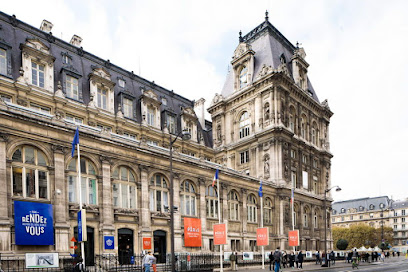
[296,41,300,48]
[239,30,243,43]
[265,10,269,21]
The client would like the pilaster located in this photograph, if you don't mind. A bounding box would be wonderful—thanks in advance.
[0,133,11,252]
[100,157,114,244]
[139,165,151,232]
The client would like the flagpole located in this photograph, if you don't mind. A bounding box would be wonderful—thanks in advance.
[291,179,295,253]
[217,176,223,272]
[76,131,86,266]
[260,193,264,269]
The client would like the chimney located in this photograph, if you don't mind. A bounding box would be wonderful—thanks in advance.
[40,20,53,33]
[194,98,206,129]
[70,35,83,47]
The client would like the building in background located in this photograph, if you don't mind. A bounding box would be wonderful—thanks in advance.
[0,11,333,262]
[391,199,408,252]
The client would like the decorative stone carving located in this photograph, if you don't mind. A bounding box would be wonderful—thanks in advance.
[211,93,223,105]
[258,64,273,78]
[321,99,330,110]
[233,42,252,60]
[264,154,270,177]
[54,81,64,97]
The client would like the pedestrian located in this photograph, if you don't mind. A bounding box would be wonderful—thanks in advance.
[315,251,320,265]
[347,251,352,263]
[74,257,85,272]
[330,251,335,265]
[352,249,358,265]
[326,251,330,267]
[398,251,400,257]
[289,251,295,268]
[272,247,282,272]
[295,251,299,269]
[381,252,385,262]
[282,251,288,268]
[143,251,154,272]
[297,250,304,269]
[152,253,157,272]
[230,251,237,271]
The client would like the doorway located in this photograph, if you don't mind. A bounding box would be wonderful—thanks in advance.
[74,226,95,266]
[118,228,134,265]
[153,230,167,263]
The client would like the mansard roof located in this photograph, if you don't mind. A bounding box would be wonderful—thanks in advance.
[332,196,391,214]
[221,16,319,102]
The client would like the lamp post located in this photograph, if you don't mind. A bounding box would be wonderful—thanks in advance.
[323,185,341,266]
[380,207,393,251]
[169,130,191,272]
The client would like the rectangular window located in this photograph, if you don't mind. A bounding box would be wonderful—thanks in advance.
[97,87,108,110]
[360,215,363,219]
[30,103,51,114]
[394,218,398,223]
[123,132,136,140]
[240,150,249,164]
[403,224,406,230]
[403,218,406,223]
[291,150,296,159]
[123,98,133,118]
[12,167,23,196]
[0,48,6,75]
[403,210,406,216]
[147,107,155,126]
[147,140,158,146]
[167,114,176,134]
[113,183,119,207]
[394,225,398,230]
[0,94,11,103]
[31,62,45,88]
[68,176,76,202]
[97,124,112,133]
[118,79,125,88]
[291,171,297,188]
[302,171,308,189]
[313,176,318,194]
[66,76,79,100]
[65,114,83,124]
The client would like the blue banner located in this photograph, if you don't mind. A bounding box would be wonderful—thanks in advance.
[104,236,114,250]
[14,201,54,245]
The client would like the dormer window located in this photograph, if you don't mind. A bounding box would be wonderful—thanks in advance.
[97,86,108,110]
[239,66,248,88]
[369,204,375,210]
[162,98,167,106]
[0,49,6,75]
[66,76,79,100]
[186,121,193,134]
[147,106,155,126]
[31,62,45,88]
[118,79,125,88]
[123,98,133,118]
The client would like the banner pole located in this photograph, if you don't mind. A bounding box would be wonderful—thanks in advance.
[217,177,223,272]
[261,195,264,269]
[77,142,85,265]
[291,179,295,253]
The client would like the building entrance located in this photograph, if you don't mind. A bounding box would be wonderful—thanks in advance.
[153,230,167,263]
[118,228,134,265]
[74,226,95,266]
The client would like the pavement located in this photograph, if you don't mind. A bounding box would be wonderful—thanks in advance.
[231,257,408,271]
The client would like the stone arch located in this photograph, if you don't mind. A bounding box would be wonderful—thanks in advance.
[7,139,53,166]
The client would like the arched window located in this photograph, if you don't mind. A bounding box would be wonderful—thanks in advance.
[239,66,248,89]
[149,174,168,212]
[112,166,137,209]
[228,190,239,220]
[239,111,250,138]
[289,107,295,132]
[313,210,318,228]
[264,103,270,121]
[68,158,97,204]
[180,180,197,216]
[300,115,307,139]
[294,205,299,226]
[206,186,218,218]
[303,207,309,228]
[264,198,273,224]
[12,146,49,199]
[311,122,318,145]
[247,194,257,223]
[369,204,375,210]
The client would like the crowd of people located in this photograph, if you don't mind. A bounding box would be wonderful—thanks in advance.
[269,247,304,271]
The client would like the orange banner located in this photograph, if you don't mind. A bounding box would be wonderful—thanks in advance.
[213,223,227,245]
[184,218,202,247]
[256,227,269,246]
[288,230,299,247]
[143,237,152,250]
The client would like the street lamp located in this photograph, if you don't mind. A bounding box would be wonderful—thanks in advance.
[169,130,191,272]
[323,185,341,267]
[380,206,394,251]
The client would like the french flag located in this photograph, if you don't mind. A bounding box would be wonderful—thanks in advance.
[212,169,219,187]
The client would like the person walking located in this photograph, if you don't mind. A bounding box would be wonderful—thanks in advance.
[143,251,154,272]
[289,252,295,268]
[297,250,304,269]
[282,251,288,268]
[230,252,237,271]
[272,247,282,272]
[330,251,335,265]
[74,257,85,272]
[315,251,320,265]
[295,251,299,269]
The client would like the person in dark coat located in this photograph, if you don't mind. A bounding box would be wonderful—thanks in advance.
[297,250,304,269]
[288,251,295,268]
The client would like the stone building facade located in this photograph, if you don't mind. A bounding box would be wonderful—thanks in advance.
[390,199,408,252]
[0,11,334,262]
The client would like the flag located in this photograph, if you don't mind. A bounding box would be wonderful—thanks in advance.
[258,179,263,197]
[212,169,219,187]
[71,127,79,157]
[291,188,294,204]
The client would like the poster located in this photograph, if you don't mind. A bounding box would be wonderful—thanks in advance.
[25,253,59,268]
[224,252,232,261]
[256,227,269,246]
[14,201,54,245]
[243,252,253,261]
[213,223,227,245]
[143,237,152,250]
[184,218,202,247]
[288,230,299,247]
[305,251,312,258]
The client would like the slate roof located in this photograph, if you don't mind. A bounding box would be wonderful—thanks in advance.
[332,196,391,214]
[391,199,408,210]
[221,18,319,102]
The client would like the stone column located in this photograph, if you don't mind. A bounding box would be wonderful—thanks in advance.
[139,166,151,239]
[199,178,207,232]
[173,173,182,251]
[279,197,285,249]
[52,145,70,253]
[221,183,228,222]
[254,94,262,132]
[0,133,10,252]
[100,157,114,253]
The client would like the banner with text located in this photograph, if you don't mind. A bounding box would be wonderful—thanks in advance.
[77,209,87,242]
[213,223,227,245]
[256,227,269,246]
[288,230,299,247]
[143,237,152,250]
[14,201,54,245]
[184,217,202,247]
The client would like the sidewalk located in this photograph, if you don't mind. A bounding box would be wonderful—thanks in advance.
[233,257,408,271]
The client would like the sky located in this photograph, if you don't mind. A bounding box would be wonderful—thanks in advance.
[2,0,408,202]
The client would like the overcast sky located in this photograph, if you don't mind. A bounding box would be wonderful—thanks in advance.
[2,0,408,202]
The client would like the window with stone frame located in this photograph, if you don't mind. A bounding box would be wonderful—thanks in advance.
[12,146,49,199]
[303,207,309,228]
[247,194,257,223]
[112,166,137,209]
[240,150,250,164]
[180,180,197,216]
[166,113,176,134]
[228,190,239,220]
[0,93,11,103]
[123,97,134,118]
[65,114,83,124]
[29,103,51,114]
[289,106,296,132]
[313,210,318,228]
[300,114,307,139]
[264,197,273,224]
[239,66,248,89]
[206,185,219,219]
[311,121,318,145]
[0,48,6,75]
[31,61,45,88]
[147,106,155,126]
[0,41,12,78]
[239,111,250,138]
[97,86,108,110]
[66,75,79,100]
[67,157,98,205]
[149,174,169,213]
